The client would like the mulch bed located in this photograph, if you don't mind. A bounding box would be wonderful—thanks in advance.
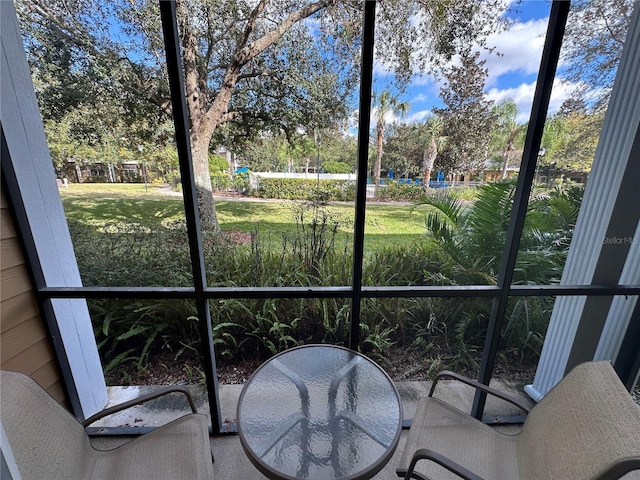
[105,346,536,387]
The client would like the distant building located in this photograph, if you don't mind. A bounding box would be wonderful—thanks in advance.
[61,160,145,183]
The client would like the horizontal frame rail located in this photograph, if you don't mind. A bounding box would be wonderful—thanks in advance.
[39,284,640,299]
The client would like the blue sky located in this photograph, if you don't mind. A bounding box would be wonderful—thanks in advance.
[373,1,575,125]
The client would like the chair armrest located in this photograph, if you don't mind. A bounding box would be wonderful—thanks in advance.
[82,385,198,427]
[401,448,484,480]
[592,457,640,480]
[430,370,531,414]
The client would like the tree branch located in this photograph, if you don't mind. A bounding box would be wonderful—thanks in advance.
[236,0,271,53]
[237,70,268,81]
[202,0,334,134]
[235,0,333,66]
[25,0,107,58]
[597,5,626,46]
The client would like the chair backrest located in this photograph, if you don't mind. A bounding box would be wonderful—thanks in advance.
[517,361,640,480]
[0,370,97,479]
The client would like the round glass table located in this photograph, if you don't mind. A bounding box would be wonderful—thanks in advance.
[237,345,403,480]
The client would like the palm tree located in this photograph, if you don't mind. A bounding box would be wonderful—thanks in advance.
[421,116,446,191]
[539,116,567,186]
[373,90,409,198]
[491,99,524,179]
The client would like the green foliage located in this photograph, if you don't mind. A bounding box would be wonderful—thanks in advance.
[67,219,193,287]
[490,99,525,175]
[321,160,352,174]
[212,299,302,358]
[372,89,410,196]
[562,0,634,110]
[231,174,251,194]
[379,181,425,201]
[65,181,582,378]
[288,197,345,275]
[90,298,199,375]
[207,154,232,191]
[447,186,478,201]
[257,178,355,201]
[233,134,288,172]
[434,51,495,173]
[383,123,426,180]
[211,172,232,191]
[501,296,553,361]
[541,111,601,175]
[361,322,397,363]
[407,180,584,364]
[69,218,229,378]
[209,154,229,173]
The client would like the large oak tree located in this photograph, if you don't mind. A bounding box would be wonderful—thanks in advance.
[18,0,510,228]
[18,0,361,230]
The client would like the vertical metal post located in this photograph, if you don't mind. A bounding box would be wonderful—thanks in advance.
[159,1,222,432]
[349,0,376,350]
[471,0,571,419]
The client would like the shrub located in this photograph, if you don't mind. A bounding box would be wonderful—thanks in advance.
[256,177,355,201]
[90,298,199,376]
[447,185,478,201]
[322,160,352,174]
[167,172,182,191]
[69,219,235,379]
[231,173,251,194]
[211,172,232,191]
[379,181,424,201]
[209,153,229,176]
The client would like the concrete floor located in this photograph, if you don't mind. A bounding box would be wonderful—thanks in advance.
[90,379,535,479]
[208,427,409,479]
[89,380,640,479]
[92,379,534,430]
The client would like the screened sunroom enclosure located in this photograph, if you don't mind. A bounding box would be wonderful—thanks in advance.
[2,0,639,433]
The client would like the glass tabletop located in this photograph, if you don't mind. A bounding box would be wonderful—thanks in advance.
[237,345,403,480]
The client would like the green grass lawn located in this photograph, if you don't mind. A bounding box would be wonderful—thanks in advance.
[59,183,428,250]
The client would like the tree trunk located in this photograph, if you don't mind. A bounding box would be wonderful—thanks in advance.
[423,166,432,190]
[191,132,221,233]
[500,150,509,179]
[422,138,437,192]
[501,128,519,179]
[175,0,334,228]
[187,90,231,232]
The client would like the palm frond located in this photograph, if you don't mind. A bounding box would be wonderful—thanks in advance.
[414,191,465,228]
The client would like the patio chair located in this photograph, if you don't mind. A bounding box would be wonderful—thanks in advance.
[1,370,215,479]
[397,361,640,480]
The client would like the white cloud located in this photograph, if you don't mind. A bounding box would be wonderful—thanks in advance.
[410,93,430,103]
[486,78,581,122]
[371,8,591,126]
[480,18,548,86]
[401,14,549,86]
[407,109,432,123]
[402,17,549,110]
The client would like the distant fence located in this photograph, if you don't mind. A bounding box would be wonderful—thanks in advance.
[247,172,483,198]
[249,172,355,181]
